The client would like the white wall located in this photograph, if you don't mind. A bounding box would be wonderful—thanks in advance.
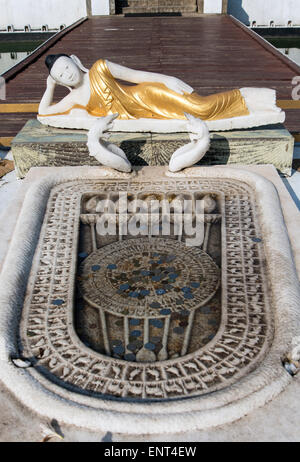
[228,0,300,27]
[204,0,223,14]
[91,0,110,16]
[0,0,87,30]
[278,48,300,67]
[0,51,29,74]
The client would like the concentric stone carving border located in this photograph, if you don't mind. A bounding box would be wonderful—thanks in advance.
[0,166,299,434]
[19,176,270,401]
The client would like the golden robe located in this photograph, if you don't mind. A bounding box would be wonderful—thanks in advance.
[43,59,249,120]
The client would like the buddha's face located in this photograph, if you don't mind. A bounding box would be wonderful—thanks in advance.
[50,56,82,87]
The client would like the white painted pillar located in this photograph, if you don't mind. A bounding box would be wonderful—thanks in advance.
[91,0,110,15]
[203,0,223,14]
[0,0,88,30]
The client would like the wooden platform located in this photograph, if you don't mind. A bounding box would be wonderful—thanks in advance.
[1,15,300,146]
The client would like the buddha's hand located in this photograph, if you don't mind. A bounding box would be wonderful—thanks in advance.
[47,75,56,88]
[162,76,194,95]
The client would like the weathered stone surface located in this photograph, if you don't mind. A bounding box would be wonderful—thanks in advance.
[19,173,270,401]
[122,0,198,14]
[0,166,299,434]
[12,119,294,178]
[1,164,300,440]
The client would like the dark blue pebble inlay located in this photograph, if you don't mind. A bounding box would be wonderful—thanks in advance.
[127,343,138,352]
[131,330,141,337]
[152,275,162,282]
[78,252,88,259]
[124,354,136,361]
[140,270,150,276]
[200,306,211,314]
[173,327,185,334]
[184,293,194,299]
[156,288,166,295]
[129,291,139,298]
[150,302,161,309]
[160,308,171,316]
[52,299,64,306]
[113,345,125,355]
[145,342,156,351]
[150,319,163,328]
[150,336,161,344]
[140,289,150,296]
[168,273,178,279]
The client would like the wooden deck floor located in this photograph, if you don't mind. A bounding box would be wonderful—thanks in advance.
[1,15,300,144]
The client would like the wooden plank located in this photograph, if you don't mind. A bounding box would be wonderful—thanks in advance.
[229,15,300,75]
[284,110,300,133]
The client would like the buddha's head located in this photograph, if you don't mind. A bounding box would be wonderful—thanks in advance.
[45,54,85,88]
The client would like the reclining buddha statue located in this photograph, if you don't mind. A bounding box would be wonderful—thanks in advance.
[38,54,285,132]
[37,54,285,172]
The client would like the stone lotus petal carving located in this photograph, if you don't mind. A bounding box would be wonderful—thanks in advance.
[87,114,132,173]
[169,114,210,172]
[87,112,211,173]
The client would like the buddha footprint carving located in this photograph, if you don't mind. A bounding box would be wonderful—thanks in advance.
[168,113,210,172]
[87,113,132,173]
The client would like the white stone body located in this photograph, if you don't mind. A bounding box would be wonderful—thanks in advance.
[87,115,132,173]
[37,55,285,171]
[37,55,286,133]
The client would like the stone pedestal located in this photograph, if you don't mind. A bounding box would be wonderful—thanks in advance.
[0,164,300,434]
[11,119,294,178]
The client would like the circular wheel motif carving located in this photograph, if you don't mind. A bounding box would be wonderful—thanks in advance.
[78,237,220,318]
